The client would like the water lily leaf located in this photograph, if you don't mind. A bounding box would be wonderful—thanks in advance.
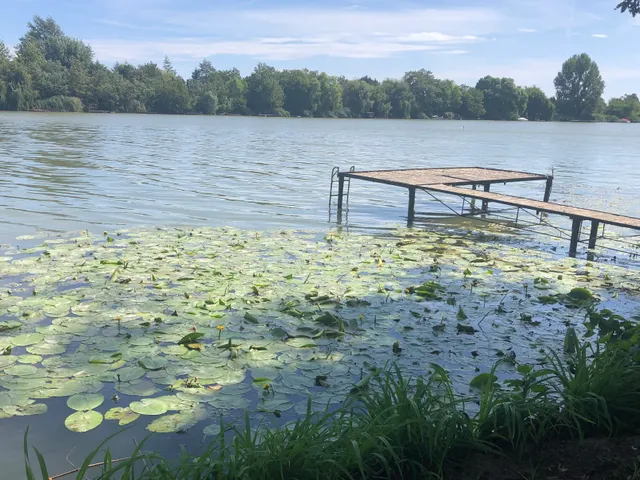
[67,393,105,411]
[11,333,44,347]
[0,391,31,407]
[27,342,66,355]
[65,410,103,432]
[130,398,169,416]
[116,379,158,397]
[147,409,205,433]
[113,366,146,382]
[5,364,39,377]
[202,423,221,437]
[105,407,140,425]
[138,357,168,371]
[177,332,205,346]
[0,356,17,369]
[3,403,48,416]
[0,320,21,332]
[17,354,43,364]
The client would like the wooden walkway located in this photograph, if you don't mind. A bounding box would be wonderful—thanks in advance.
[333,167,640,258]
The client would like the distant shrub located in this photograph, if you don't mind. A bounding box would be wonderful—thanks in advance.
[273,107,290,117]
[34,95,83,112]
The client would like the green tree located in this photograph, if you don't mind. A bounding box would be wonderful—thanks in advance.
[0,41,9,63]
[476,76,527,120]
[383,79,413,119]
[151,72,190,114]
[606,94,640,121]
[554,53,605,120]
[245,63,284,114]
[403,69,439,118]
[341,79,373,118]
[280,69,320,117]
[195,91,218,115]
[370,84,391,118]
[524,86,554,121]
[316,73,342,117]
[458,86,485,119]
[616,0,640,15]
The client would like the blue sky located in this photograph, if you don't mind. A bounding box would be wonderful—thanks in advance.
[2,0,639,98]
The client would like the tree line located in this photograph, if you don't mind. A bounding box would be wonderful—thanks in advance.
[1,16,639,122]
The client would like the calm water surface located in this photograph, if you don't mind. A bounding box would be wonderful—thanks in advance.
[1,112,639,245]
[1,113,640,478]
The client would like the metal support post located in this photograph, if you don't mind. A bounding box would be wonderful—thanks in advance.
[337,174,345,224]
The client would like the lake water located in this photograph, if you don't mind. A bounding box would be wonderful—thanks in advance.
[1,113,640,479]
[1,112,640,246]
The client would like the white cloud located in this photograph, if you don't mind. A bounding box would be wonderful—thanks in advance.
[89,35,475,63]
[89,6,495,63]
[517,28,537,33]
[592,33,608,38]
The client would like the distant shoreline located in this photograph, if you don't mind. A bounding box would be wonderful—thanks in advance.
[0,110,632,124]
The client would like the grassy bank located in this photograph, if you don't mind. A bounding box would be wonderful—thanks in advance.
[25,331,640,480]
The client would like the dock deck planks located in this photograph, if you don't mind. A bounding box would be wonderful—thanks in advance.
[334,166,640,257]
[427,184,640,231]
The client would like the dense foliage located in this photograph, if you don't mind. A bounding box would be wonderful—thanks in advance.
[0,16,637,122]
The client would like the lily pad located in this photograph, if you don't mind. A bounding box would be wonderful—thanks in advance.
[105,407,140,425]
[3,403,48,416]
[5,364,39,377]
[115,380,158,397]
[11,333,44,347]
[130,398,169,416]
[146,409,205,433]
[67,393,105,411]
[65,410,103,432]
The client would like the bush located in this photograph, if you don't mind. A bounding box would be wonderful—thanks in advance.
[34,95,83,112]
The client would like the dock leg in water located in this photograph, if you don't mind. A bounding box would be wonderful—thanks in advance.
[481,184,490,214]
[337,175,345,224]
[587,220,599,260]
[407,187,416,226]
[569,217,583,258]
[543,176,554,202]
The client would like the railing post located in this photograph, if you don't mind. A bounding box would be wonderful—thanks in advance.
[569,217,582,258]
[407,187,416,226]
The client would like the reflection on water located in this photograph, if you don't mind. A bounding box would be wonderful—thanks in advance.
[1,113,639,244]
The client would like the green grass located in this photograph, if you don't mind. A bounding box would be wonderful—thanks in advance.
[25,339,640,480]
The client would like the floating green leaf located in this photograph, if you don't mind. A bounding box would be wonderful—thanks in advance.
[67,393,105,411]
[65,410,103,432]
[105,407,139,425]
[11,333,44,347]
[178,332,204,345]
[130,398,169,416]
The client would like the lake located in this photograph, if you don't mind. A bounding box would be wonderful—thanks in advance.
[1,113,640,245]
[1,113,640,479]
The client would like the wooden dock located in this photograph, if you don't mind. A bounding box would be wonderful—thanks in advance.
[333,167,640,258]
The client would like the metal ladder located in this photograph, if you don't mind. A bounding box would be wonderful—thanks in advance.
[329,166,355,223]
[329,166,355,207]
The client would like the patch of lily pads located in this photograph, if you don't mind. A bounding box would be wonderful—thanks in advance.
[0,227,639,436]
